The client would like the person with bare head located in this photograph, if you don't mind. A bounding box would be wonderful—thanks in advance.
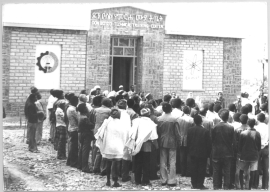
[35,92,45,145]
[156,94,172,114]
[215,92,225,109]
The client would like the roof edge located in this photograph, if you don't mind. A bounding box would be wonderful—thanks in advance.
[91,6,166,16]
[165,30,245,39]
[3,22,89,31]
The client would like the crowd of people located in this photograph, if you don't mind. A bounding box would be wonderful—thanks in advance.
[23,84,269,190]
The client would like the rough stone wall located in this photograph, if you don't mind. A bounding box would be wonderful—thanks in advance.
[3,26,87,116]
[223,38,242,107]
[163,35,224,103]
[87,6,165,98]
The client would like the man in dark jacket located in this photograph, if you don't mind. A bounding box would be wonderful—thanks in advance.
[212,109,235,190]
[239,118,261,190]
[26,93,38,152]
[187,115,211,189]
[157,103,181,187]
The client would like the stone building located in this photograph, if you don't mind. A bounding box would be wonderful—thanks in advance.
[2,6,242,115]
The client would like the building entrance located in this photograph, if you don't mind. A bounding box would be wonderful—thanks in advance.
[110,37,137,92]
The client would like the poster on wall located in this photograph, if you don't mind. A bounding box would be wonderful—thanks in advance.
[182,50,203,91]
[35,45,61,89]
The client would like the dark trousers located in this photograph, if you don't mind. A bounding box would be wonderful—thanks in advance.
[134,151,151,184]
[56,126,66,159]
[100,158,107,174]
[106,159,120,182]
[121,159,131,180]
[66,131,78,168]
[54,126,60,151]
[149,143,159,180]
[212,157,231,189]
[28,122,38,152]
[179,146,188,176]
[93,147,102,172]
[190,156,207,189]
[77,132,91,172]
[254,146,269,189]
[230,156,236,188]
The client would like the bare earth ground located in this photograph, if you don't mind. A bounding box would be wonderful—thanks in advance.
[2,116,261,191]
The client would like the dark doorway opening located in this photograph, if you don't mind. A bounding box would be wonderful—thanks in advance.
[113,57,133,92]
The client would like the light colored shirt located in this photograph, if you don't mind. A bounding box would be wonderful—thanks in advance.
[255,122,269,149]
[206,110,216,122]
[231,121,242,130]
[55,107,66,127]
[171,108,184,118]
[47,95,57,110]
[67,106,78,132]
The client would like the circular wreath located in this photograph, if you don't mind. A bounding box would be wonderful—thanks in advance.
[36,51,59,73]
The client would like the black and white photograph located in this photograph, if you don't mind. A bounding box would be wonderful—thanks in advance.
[2,1,268,191]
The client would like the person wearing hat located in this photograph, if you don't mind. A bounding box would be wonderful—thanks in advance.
[157,103,181,187]
[254,113,269,189]
[239,119,261,190]
[175,106,194,176]
[187,115,212,189]
[35,92,46,145]
[125,107,158,186]
[212,109,235,190]
[234,114,249,190]
[94,109,129,187]
[26,93,39,153]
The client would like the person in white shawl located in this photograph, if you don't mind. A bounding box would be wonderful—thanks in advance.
[94,108,129,187]
[125,108,158,186]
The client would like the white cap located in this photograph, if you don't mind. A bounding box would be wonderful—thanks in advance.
[119,85,123,88]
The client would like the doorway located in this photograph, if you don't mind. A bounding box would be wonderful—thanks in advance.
[112,57,133,92]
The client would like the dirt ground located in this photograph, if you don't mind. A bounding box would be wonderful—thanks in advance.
[2,116,262,191]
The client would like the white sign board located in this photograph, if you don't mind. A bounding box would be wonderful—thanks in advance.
[182,50,203,91]
[35,45,61,89]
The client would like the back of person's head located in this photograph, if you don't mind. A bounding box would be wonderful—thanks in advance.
[101,98,111,108]
[162,103,172,114]
[77,103,88,114]
[183,106,190,114]
[54,89,64,99]
[214,104,222,113]
[186,98,195,108]
[79,94,87,103]
[260,103,268,112]
[132,95,140,103]
[80,90,87,95]
[228,104,236,112]
[208,102,215,112]
[241,92,245,98]
[218,109,229,122]
[65,93,70,100]
[140,108,151,117]
[67,93,75,102]
[115,94,124,103]
[109,96,116,107]
[70,95,78,107]
[117,99,127,109]
[171,98,182,109]
[240,106,249,115]
[194,115,203,125]
[257,113,266,122]
[245,103,253,113]
[247,118,256,128]
[233,113,242,122]
[147,99,157,108]
[50,89,54,95]
[239,114,248,124]
[127,99,135,108]
[92,95,103,107]
[163,94,172,103]
[199,107,208,116]
[36,92,42,100]
[30,86,38,94]
[29,93,37,102]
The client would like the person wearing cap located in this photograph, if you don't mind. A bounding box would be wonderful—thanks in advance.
[175,106,194,176]
[92,97,111,175]
[212,109,235,190]
[35,92,45,145]
[187,115,211,189]
[234,114,249,190]
[26,93,39,153]
[125,107,158,186]
[215,92,225,109]
[253,113,269,189]
[157,103,181,187]
[128,85,135,98]
[116,85,124,95]
[77,103,94,173]
[228,103,237,124]
[239,119,261,190]
[94,109,129,188]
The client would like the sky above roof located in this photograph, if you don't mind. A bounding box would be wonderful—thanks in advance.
[2,2,268,81]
